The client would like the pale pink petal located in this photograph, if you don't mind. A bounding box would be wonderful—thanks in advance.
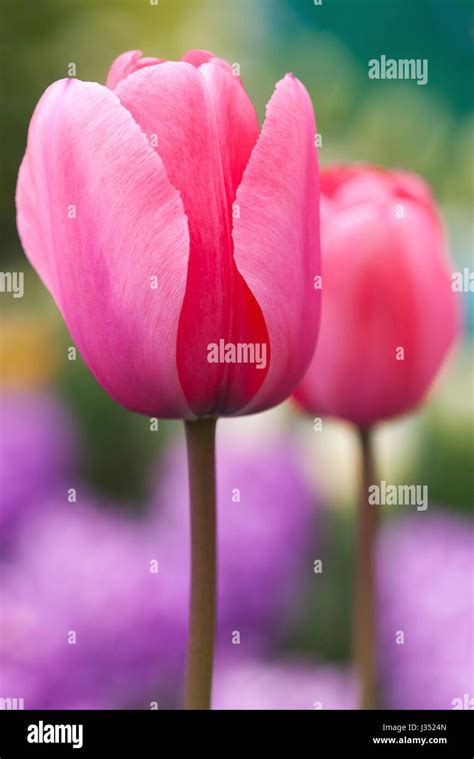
[16,79,192,418]
[106,50,161,89]
[232,74,320,414]
[116,61,258,258]
[181,49,237,77]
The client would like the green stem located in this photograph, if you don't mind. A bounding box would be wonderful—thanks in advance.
[354,425,378,709]
[183,417,217,710]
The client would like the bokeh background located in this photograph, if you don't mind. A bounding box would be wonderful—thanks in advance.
[0,0,473,709]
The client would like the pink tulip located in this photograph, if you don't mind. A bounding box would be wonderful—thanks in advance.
[294,164,460,428]
[16,49,320,419]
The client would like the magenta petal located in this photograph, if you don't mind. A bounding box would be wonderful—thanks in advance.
[233,75,321,414]
[116,61,267,414]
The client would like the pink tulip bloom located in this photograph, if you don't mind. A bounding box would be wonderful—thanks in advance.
[293,164,460,428]
[16,50,320,419]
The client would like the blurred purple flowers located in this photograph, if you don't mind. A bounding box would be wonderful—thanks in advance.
[0,391,76,538]
[212,659,356,709]
[378,513,474,710]
[0,397,321,708]
[1,500,183,709]
[1,391,472,709]
[152,429,317,651]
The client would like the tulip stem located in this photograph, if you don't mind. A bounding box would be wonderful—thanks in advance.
[354,425,378,709]
[183,417,217,710]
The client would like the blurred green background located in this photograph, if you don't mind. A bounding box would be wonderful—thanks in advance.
[1,0,473,666]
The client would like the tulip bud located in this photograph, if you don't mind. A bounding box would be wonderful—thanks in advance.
[294,164,460,428]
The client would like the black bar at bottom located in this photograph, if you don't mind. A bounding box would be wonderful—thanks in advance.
[0,709,472,757]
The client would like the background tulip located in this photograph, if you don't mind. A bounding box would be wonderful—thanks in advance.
[16,49,320,420]
[294,164,459,428]
[293,163,460,710]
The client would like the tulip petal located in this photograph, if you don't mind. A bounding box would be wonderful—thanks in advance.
[391,169,441,222]
[232,74,320,414]
[16,79,192,418]
[115,61,258,270]
[321,164,439,222]
[295,197,460,427]
[106,50,162,89]
[116,61,269,414]
[180,49,215,67]
[180,49,237,78]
